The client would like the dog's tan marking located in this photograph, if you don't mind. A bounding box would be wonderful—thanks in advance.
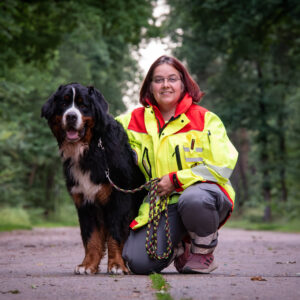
[81,117,94,144]
[107,235,129,274]
[72,193,83,207]
[75,227,107,275]
[50,116,64,142]
[96,184,112,205]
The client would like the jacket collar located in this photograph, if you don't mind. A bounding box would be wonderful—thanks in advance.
[145,93,193,123]
[174,93,193,117]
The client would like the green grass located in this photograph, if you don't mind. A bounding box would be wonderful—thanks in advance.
[149,273,173,300]
[227,218,300,232]
[0,207,32,231]
[0,223,32,232]
[226,207,300,233]
[150,273,170,291]
[0,205,78,232]
[1,205,299,234]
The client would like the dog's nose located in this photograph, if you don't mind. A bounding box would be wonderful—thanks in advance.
[66,113,77,123]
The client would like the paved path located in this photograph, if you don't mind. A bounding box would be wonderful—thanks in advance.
[0,227,299,300]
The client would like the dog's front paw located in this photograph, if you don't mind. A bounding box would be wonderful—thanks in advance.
[74,264,98,275]
[108,262,129,275]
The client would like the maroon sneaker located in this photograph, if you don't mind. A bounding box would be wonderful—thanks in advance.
[174,243,191,273]
[182,252,218,274]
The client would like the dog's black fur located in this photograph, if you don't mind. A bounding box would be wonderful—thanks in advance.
[41,83,145,274]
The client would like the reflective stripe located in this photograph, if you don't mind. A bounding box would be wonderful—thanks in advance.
[183,147,203,152]
[189,231,218,246]
[186,157,203,162]
[206,163,233,179]
[189,231,217,254]
[191,164,217,182]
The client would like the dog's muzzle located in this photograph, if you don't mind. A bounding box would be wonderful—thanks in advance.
[64,112,85,142]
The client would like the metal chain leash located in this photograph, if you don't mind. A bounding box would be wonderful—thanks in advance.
[105,169,172,260]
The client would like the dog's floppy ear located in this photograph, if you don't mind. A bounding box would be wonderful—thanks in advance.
[41,85,63,120]
[88,86,109,127]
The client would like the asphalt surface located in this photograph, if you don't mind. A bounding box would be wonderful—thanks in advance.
[0,227,299,300]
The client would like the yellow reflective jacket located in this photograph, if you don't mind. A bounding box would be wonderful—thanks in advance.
[116,94,238,230]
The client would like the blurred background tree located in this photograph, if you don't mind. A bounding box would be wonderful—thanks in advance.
[0,0,155,223]
[165,0,300,222]
[0,0,299,228]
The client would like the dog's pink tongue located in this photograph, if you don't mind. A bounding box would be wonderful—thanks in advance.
[67,130,79,140]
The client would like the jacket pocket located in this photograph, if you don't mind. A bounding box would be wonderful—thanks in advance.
[183,139,204,166]
[174,145,182,170]
[142,147,152,178]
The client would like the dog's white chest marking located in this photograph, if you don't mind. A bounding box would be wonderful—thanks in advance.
[60,142,88,163]
[70,164,103,202]
[60,143,102,203]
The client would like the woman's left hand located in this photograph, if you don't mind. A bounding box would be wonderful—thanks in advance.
[157,174,175,197]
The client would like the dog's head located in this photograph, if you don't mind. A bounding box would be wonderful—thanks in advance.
[41,83,109,145]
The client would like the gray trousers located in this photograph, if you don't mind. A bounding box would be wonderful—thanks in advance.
[122,183,233,274]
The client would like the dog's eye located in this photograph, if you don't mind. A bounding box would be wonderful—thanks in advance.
[79,104,86,109]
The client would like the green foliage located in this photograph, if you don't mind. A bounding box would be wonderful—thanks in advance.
[149,273,173,300]
[166,0,300,220]
[150,273,169,291]
[227,206,300,232]
[0,207,32,231]
[0,0,76,68]
[0,0,155,216]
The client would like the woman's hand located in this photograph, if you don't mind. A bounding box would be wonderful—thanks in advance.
[157,174,175,197]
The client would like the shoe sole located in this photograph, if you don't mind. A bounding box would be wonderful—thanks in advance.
[182,262,218,274]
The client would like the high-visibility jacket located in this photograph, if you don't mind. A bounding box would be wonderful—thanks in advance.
[116,93,238,230]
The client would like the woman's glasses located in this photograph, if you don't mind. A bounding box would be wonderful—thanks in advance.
[152,76,181,84]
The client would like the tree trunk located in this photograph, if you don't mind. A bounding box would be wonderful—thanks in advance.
[256,61,272,222]
[278,111,288,202]
[45,167,55,215]
[230,128,250,208]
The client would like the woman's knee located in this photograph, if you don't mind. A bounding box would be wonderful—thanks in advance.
[126,258,167,275]
[122,229,171,275]
[126,259,152,275]
[178,186,215,214]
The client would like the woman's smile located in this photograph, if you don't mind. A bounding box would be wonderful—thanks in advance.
[151,64,183,119]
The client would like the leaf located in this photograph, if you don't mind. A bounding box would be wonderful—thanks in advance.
[251,276,267,281]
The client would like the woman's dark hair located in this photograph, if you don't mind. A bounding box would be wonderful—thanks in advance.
[140,55,205,107]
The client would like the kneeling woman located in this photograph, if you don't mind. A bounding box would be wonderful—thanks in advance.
[117,55,238,274]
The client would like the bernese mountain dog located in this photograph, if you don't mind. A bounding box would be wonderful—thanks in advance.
[41,83,145,275]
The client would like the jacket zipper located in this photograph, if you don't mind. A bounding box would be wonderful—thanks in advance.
[158,116,179,137]
[175,145,182,170]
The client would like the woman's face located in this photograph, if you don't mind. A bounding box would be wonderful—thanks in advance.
[151,64,183,113]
